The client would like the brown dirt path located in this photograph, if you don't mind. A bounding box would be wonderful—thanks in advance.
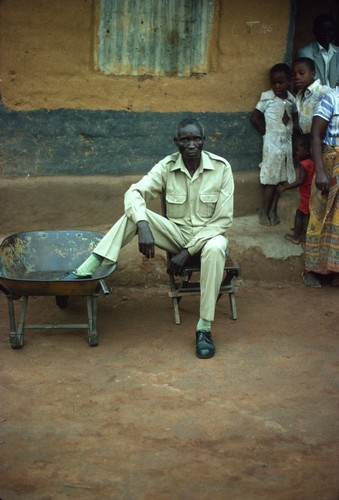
[0,283,338,499]
[0,177,338,499]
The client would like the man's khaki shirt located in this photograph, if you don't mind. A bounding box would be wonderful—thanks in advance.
[124,150,234,255]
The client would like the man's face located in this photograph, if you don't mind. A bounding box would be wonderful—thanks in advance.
[314,20,335,49]
[174,124,204,163]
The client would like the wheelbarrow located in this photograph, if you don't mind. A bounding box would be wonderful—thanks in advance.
[0,230,116,349]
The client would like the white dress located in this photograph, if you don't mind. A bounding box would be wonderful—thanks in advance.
[256,90,296,185]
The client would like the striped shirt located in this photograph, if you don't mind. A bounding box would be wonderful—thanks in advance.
[314,88,339,146]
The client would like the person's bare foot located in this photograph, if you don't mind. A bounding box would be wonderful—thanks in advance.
[269,211,281,226]
[259,211,271,226]
[302,271,322,288]
[284,234,300,245]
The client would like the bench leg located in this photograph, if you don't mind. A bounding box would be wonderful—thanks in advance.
[229,292,237,320]
[172,297,181,325]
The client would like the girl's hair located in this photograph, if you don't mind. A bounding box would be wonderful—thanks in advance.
[296,132,311,151]
[293,57,316,73]
[269,63,291,78]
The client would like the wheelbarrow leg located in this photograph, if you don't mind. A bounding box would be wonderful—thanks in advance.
[8,295,27,349]
[86,293,99,347]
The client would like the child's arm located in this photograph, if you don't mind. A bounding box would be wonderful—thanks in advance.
[251,109,265,135]
[277,164,307,193]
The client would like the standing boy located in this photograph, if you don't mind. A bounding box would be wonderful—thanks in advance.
[292,57,332,134]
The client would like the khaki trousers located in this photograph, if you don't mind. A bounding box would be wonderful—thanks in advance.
[94,210,227,321]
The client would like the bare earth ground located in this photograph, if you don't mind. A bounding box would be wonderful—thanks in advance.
[0,177,339,499]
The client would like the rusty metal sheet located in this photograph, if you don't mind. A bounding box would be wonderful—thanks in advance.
[96,0,214,76]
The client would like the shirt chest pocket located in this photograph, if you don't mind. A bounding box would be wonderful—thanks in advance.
[165,193,187,218]
[198,193,218,218]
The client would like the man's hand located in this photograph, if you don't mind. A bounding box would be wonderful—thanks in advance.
[167,249,191,276]
[137,220,155,258]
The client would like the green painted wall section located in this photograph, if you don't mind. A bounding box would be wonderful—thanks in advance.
[0,102,261,176]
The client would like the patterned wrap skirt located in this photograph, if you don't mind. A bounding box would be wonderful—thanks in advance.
[305,145,339,274]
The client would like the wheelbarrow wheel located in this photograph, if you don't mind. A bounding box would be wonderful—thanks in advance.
[55,295,69,308]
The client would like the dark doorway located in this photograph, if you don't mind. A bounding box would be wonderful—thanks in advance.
[293,0,339,56]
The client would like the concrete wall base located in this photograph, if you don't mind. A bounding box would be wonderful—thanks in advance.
[1,172,303,285]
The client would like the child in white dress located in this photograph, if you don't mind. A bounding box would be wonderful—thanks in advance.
[252,63,297,225]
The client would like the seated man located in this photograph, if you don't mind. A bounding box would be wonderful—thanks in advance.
[64,118,234,359]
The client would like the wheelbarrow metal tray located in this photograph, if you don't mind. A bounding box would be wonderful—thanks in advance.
[0,230,115,296]
[0,230,115,349]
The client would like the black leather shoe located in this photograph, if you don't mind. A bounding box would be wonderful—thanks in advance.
[196,330,215,359]
[62,271,92,280]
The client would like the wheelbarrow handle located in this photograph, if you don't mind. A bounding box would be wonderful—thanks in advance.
[99,279,110,296]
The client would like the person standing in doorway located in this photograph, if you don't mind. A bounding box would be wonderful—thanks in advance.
[297,13,339,88]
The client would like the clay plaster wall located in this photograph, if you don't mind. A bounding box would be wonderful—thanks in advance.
[0,0,292,113]
[2,0,336,176]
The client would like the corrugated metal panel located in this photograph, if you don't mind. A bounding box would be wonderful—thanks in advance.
[97,0,214,76]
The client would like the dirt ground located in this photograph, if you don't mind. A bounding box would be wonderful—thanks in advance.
[0,178,339,499]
